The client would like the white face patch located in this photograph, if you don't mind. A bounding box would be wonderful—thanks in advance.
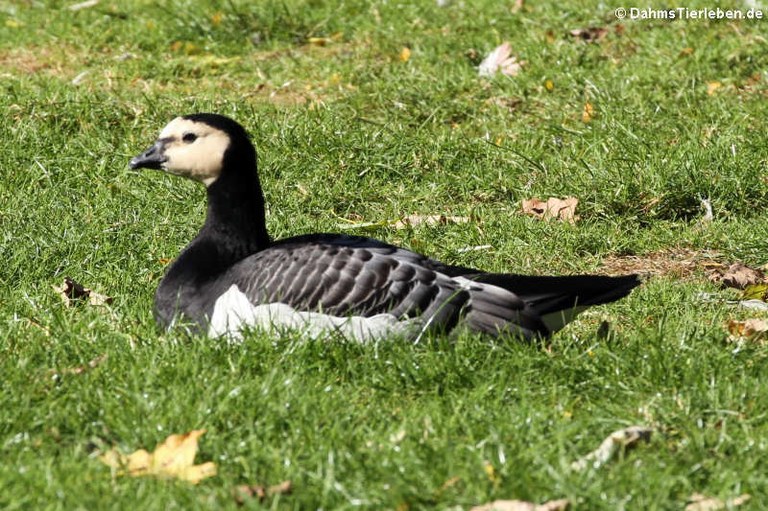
[208,284,423,342]
[156,117,231,186]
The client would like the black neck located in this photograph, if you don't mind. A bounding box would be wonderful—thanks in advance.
[163,146,270,286]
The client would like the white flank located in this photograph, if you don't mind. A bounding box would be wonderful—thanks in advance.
[208,284,422,342]
[541,306,588,333]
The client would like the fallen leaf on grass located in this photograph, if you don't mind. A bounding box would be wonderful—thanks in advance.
[743,283,768,301]
[727,319,768,342]
[399,47,411,62]
[569,27,608,42]
[100,429,216,484]
[582,102,594,123]
[478,42,523,77]
[234,480,292,505]
[521,197,578,223]
[706,81,723,96]
[53,277,113,307]
[49,354,107,379]
[708,262,766,290]
[571,425,652,471]
[685,493,750,511]
[392,214,469,229]
[471,498,570,511]
[307,33,342,46]
[338,214,469,230]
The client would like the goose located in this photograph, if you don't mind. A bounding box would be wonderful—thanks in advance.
[130,113,640,342]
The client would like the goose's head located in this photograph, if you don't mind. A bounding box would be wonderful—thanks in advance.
[130,113,254,186]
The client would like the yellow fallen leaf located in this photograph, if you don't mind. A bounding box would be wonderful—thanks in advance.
[100,429,216,484]
[743,283,768,301]
[482,461,500,486]
[582,102,594,123]
[544,79,554,92]
[706,81,722,96]
[400,47,412,62]
[308,37,332,46]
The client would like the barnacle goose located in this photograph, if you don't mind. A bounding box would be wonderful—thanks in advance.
[130,113,640,342]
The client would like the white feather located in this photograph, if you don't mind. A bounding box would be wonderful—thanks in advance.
[208,284,422,342]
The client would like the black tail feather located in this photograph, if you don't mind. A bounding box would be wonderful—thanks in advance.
[469,273,641,317]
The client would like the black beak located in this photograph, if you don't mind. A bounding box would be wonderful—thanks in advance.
[129,140,167,170]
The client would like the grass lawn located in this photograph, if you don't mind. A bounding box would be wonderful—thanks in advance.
[2,0,768,509]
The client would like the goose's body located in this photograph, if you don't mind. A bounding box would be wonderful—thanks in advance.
[131,113,640,341]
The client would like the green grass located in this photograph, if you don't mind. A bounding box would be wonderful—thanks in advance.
[2,0,768,509]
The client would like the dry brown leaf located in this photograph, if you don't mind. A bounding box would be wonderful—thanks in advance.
[521,197,578,223]
[49,354,107,379]
[478,42,523,77]
[53,277,113,307]
[234,480,292,505]
[571,425,652,471]
[339,214,469,230]
[685,493,751,511]
[471,498,570,511]
[100,429,216,484]
[709,262,766,290]
[727,318,768,341]
[392,214,469,229]
[569,27,608,42]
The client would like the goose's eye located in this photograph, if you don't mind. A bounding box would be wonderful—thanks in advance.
[182,132,198,143]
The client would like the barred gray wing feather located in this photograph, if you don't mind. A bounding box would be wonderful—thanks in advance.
[224,239,469,332]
